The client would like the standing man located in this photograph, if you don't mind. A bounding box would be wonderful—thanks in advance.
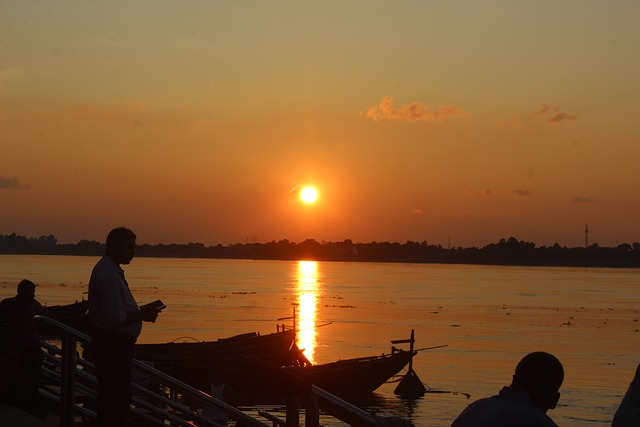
[88,227,162,427]
[450,351,564,427]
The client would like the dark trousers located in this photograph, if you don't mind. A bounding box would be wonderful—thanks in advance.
[15,344,43,394]
[92,329,137,427]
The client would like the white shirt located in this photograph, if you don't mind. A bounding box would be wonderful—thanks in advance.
[88,255,142,338]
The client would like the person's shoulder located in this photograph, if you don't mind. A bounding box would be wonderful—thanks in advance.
[33,300,47,314]
[91,256,118,277]
[0,297,15,309]
[93,255,112,269]
[453,396,556,427]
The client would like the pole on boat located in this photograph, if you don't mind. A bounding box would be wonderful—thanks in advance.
[393,329,427,397]
[277,306,297,333]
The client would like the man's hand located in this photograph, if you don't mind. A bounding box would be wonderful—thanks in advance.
[140,308,159,323]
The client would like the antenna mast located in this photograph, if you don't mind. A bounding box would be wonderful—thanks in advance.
[585,224,589,248]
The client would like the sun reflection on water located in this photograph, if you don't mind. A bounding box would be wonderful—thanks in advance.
[294,260,318,364]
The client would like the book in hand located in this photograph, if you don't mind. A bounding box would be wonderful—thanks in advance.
[140,300,166,312]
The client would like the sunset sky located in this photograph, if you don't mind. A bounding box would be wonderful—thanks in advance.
[1,1,639,248]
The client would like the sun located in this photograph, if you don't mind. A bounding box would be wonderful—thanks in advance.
[299,186,319,204]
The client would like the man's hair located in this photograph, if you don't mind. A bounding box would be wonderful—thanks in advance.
[513,351,564,397]
[17,279,36,294]
[105,227,137,249]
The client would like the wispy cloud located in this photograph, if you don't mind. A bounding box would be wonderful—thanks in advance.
[364,96,467,123]
[288,185,303,195]
[465,188,533,197]
[548,112,577,124]
[465,188,494,196]
[512,189,532,196]
[531,104,577,124]
[572,196,591,203]
[501,104,577,128]
[0,176,29,189]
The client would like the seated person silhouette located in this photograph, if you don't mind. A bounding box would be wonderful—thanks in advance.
[0,279,49,417]
[612,362,640,427]
[451,351,564,427]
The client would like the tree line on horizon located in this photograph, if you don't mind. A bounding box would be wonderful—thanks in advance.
[1,233,639,268]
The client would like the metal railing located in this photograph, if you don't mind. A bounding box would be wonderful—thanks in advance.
[35,315,390,427]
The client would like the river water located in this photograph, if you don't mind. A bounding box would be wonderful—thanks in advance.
[1,255,639,426]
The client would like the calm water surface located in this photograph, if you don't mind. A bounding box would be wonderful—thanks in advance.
[1,255,639,426]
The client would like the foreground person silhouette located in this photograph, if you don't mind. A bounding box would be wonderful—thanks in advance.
[612,363,640,427]
[451,351,564,427]
[88,227,163,427]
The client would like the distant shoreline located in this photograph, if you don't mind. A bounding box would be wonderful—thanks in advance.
[2,233,639,268]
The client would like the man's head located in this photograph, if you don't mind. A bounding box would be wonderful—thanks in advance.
[511,351,564,413]
[105,227,137,265]
[16,279,36,302]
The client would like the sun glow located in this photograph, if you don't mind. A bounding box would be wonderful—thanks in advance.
[299,186,318,204]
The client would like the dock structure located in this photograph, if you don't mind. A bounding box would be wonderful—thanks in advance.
[8,316,410,427]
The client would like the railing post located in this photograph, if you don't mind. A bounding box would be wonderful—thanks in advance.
[305,395,319,427]
[60,330,77,427]
[285,395,299,427]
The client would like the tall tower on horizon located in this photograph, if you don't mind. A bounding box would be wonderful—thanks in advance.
[585,224,589,248]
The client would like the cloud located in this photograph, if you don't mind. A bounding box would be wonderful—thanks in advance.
[531,105,577,124]
[365,96,467,123]
[288,185,303,195]
[0,176,29,189]
[465,188,533,197]
[532,104,554,117]
[512,189,532,196]
[548,112,577,124]
[411,208,424,215]
[572,197,591,203]
[501,104,577,128]
[465,188,493,196]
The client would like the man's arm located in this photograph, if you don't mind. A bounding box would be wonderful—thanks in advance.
[122,307,159,326]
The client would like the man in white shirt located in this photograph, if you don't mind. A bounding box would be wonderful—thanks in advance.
[88,227,162,427]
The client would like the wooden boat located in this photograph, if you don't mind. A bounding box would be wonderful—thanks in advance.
[286,349,415,395]
[135,329,309,369]
[42,301,418,398]
[40,300,90,337]
[40,300,309,368]
[136,337,416,399]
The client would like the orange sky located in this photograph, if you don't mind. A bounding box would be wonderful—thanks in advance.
[1,2,639,247]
